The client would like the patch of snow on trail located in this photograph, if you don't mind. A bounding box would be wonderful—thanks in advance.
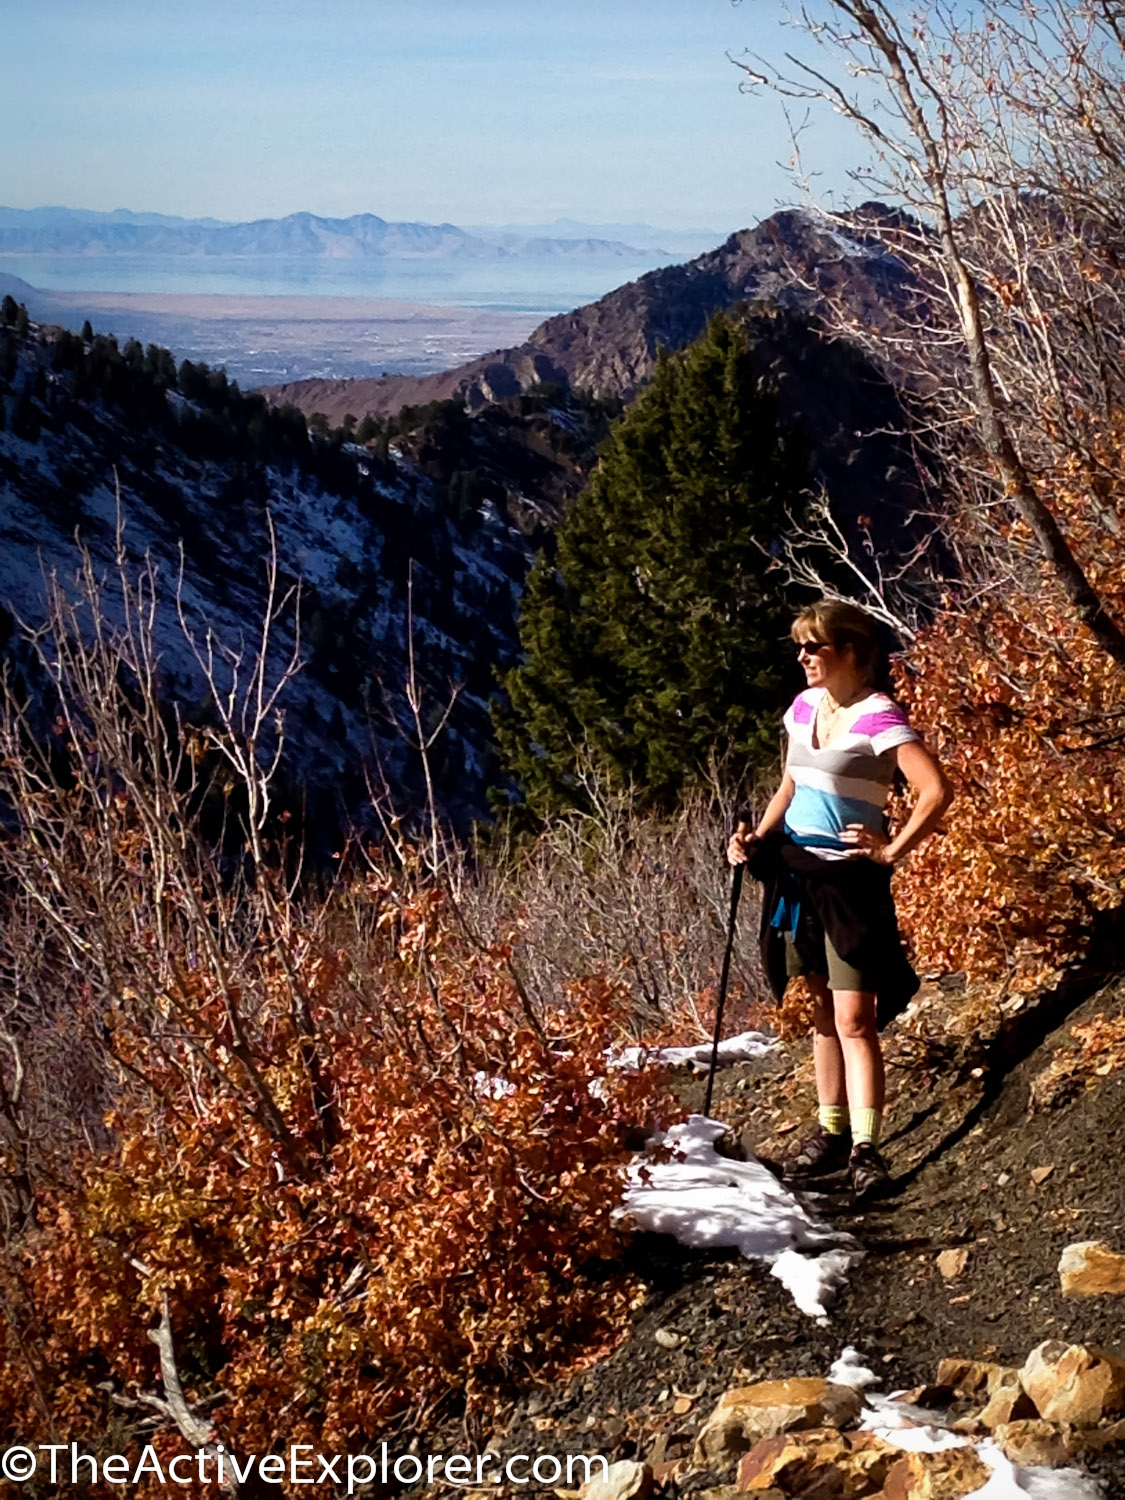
[770,1247,856,1321]
[610,1031,778,1072]
[617,1115,860,1322]
[968,1445,1104,1498]
[828,1346,881,1390]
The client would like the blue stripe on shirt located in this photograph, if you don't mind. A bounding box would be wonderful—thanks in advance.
[785,785,885,848]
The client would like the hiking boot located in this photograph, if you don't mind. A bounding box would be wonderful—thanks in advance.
[779,1125,852,1180]
[849,1143,892,1202]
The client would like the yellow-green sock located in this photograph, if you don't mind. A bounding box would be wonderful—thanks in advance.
[852,1108,883,1147]
[818,1104,850,1136]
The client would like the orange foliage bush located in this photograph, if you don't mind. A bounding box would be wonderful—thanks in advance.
[0,879,676,1487]
[889,439,1125,993]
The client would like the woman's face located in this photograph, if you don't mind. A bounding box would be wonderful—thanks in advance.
[794,633,852,690]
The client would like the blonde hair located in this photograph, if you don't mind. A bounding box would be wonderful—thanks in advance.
[791,599,884,687]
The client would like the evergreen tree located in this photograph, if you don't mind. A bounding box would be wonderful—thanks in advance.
[495,312,808,814]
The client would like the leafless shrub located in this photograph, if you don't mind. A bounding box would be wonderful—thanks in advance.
[0,512,334,1230]
[454,770,772,1043]
[738,0,1125,662]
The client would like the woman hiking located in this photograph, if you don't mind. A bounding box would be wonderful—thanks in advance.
[728,600,952,1202]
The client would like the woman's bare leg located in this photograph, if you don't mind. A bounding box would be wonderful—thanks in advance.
[831,989,884,1112]
[810,975,847,1107]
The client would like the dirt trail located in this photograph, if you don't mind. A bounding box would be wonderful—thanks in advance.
[465,972,1125,1498]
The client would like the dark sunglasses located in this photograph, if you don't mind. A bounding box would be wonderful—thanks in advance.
[794,639,832,657]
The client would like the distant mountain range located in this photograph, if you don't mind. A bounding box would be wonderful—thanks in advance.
[464,219,722,258]
[0,206,702,263]
[262,207,917,419]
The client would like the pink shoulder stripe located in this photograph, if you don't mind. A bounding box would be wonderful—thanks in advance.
[790,693,816,725]
[851,708,910,737]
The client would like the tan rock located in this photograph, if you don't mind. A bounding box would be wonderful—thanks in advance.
[979,1368,1037,1428]
[1059,1241,1125,1297]
[1070,1416,1125,1455]
[693,1379,861,1468]
[933,1359,1005,1397]
[583,1460,653,1500]
[648,1460,682,1488]
[1020,1341,1125,1425]
[881,1447,992,1499]
[734,1431,848,1494]
[936,1249,970,1281]
[893,1385,954,1410]
[734,1430,896,1497]
[991,1420,1071,1468]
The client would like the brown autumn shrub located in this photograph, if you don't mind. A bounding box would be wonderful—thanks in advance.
[0,542,680,1492]
[0,875,676,1484]
[888,424,1125,993]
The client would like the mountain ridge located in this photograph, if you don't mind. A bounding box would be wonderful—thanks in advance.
[0,205,672,263]
[258,206,916,423]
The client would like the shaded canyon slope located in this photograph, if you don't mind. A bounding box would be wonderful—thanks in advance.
[0,319,605,841]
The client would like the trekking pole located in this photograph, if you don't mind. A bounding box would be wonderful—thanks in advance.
[703,860,744,1119]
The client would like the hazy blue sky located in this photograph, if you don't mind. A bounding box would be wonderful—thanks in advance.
[3,0,865,233]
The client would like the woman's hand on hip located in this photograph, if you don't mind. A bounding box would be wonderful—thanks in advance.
[841,823,894,865]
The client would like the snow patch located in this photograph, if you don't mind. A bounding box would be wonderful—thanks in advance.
[610,1030,779,1072]
[618,1115,861,1322]
[828,1345,881,1390]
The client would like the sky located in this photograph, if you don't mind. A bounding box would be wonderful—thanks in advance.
[2,0,868,234]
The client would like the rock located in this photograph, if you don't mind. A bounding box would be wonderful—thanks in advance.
[1020,1341,1125,1426]
[583,1460,653,1500]
[693,1380,862,1468]
[1059,1240,1125,1296]
[893,1385,954,1410]
[979,1368,1037,1428]
[991,1420,1072,1467]
[933,1359,1005,1397]
[936,1249,970,1281]
[736,1429,896,1496]
[1030,1164,1054,1186]
[734,1431,848,1494]
[1070,1417,1125,1455]
[881,1447,992,1498]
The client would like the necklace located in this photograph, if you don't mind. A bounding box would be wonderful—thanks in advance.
[817,688,867,746]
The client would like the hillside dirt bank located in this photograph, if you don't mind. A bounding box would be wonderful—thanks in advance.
[421,971,1125,1498]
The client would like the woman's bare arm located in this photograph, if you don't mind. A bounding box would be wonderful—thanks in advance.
[841,740,953,866]
[727,770,796,864]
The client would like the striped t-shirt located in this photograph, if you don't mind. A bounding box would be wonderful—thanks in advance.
[783,688,920,860]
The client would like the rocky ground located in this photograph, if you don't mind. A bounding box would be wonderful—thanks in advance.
[420,969,1125,1499]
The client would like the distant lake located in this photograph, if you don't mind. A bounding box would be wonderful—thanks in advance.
[0,251,673,316]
